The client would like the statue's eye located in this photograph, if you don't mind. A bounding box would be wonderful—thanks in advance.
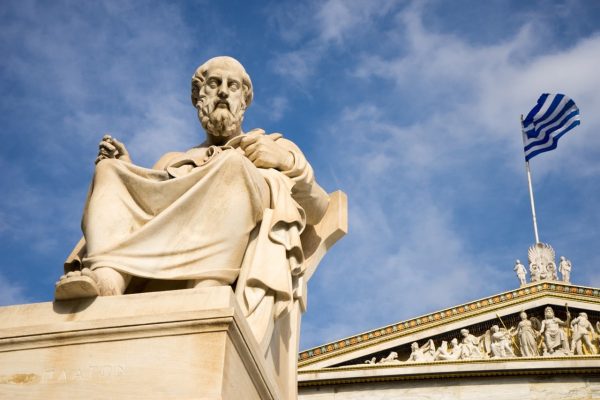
[229,81,240,91]
[208,80,219,89]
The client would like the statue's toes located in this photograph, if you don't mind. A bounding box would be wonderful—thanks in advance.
[81,268,97,280]
[66,270,82,278]
[55,273,99,301]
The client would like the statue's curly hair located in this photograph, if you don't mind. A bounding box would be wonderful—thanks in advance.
[191,56,253,108]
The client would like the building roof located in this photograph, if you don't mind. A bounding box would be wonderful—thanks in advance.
[298,281,600,385]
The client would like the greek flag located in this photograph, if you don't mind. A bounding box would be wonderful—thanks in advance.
[522,93,580,161]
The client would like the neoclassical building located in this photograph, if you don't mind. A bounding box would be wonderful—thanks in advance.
[297,248,600,399]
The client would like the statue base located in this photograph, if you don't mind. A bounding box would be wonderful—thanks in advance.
[0,287,281,400]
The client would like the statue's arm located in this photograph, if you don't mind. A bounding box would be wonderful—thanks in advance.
[276,138,329,225]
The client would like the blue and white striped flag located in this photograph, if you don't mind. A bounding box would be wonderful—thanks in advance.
[522,93,580,161]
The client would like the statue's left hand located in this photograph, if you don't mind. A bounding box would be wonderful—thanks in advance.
[240,131,294,171]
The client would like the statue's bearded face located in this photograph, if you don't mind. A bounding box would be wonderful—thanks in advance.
[196,66,246,139]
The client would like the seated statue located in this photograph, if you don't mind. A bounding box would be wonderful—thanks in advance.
[434,339,461,361]
[540,306,570,355]
[459,328,482,360]
[55,56,333,348]
[489,325,515,358]
[406,340,435,362]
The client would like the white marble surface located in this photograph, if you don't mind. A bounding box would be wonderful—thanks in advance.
[0,287,281,400]
[299,375,600,400]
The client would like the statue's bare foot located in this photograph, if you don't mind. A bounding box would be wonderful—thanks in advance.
[55,268,100,300]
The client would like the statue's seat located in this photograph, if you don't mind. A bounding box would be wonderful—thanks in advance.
[266,190,347,400]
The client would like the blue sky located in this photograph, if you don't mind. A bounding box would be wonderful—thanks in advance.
[1,0,600,350]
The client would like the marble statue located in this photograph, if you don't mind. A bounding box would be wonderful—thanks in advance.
[570,312,597,355]
[514,259,527,286]
[353,305,600,367]
[540,306,570,355]
[407,342,424,362]
[515,311,540,357]
[489,325,515,358]
[528,243,557,281]
[406,340,436,362]
[434,339,462,361]
[378,351,400,364]
[530,264,541,282]
[459,328,482,359]
[559,256,572,283]
[54,56,332,349]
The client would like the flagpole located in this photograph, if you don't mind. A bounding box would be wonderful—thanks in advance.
[521,115,540,244]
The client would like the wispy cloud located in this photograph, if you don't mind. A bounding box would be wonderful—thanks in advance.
[269,0,395,83]
[1,0,599,352]
[316,0,395,44]
[300,3,600,349]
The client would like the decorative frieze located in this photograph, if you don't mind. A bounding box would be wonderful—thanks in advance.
[350,305,600,366]
[299,282,600,364]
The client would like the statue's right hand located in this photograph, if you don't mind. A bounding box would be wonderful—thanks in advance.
[95,134,131,164]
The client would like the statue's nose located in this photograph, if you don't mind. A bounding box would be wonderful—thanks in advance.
[218,83,229,98]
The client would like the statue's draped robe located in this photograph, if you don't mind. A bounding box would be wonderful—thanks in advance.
[542,318,567,352]
[517,320,539,357]
[66,133,329,346]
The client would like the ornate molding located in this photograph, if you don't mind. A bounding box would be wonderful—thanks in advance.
[298,282,600,366]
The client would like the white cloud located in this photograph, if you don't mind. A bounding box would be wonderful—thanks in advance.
[316,0,395,44]
[301,4,600,349]
[270,0,395,82]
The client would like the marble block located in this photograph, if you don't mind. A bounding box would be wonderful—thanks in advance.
[0,287,281,400]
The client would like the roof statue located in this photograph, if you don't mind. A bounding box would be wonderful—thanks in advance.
[512,244,574,286]
[528,242,558,282]
[50,56,347,400]
[513,259,527,286]
[559,256,572,283]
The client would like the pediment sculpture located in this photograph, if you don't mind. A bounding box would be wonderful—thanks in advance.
[354,305,599,366]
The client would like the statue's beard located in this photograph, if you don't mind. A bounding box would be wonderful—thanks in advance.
[198,100,244,138]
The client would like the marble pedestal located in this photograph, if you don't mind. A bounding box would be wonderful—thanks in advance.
[0,287,281,400]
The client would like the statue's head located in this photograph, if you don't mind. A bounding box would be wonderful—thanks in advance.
[560,256,565,261]
[580,312,588,319]
[411,342,418,351]
[450,338,458,346]
[191,56,254,141]
[520,311,527,320]
[544,306,554,318]
[460,329,469,337]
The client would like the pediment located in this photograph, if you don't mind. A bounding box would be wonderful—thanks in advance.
[298,282,600,384]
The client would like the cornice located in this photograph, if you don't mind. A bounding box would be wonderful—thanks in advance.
[298,363,600,387]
